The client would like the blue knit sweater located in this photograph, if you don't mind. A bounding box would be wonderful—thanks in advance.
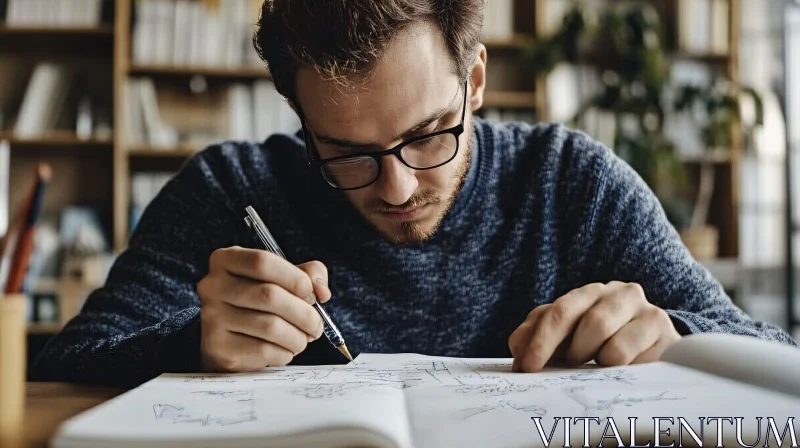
[31,119,796,387]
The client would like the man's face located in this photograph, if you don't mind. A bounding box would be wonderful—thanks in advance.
[295,22,484,244]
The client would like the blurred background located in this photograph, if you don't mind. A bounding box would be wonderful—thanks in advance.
[0,0,798,370]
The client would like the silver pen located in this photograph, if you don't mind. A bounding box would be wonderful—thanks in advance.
[243,205,353,361]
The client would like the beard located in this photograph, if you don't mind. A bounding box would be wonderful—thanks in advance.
[363,117,474,245]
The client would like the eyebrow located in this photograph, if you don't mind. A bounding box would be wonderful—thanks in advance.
[314,90,460,150]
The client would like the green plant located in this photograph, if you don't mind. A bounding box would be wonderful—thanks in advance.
[673,78,764,228]
[522,1,691,226]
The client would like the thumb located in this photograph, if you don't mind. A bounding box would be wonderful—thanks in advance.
[312,277,331,303]
[297,260,331,303]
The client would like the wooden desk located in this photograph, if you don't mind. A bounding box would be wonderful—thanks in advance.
[23,383,124,448]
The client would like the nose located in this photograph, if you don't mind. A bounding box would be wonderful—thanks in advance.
[374,154,418,205]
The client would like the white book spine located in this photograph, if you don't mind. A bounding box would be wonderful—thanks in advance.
[152,0,174,65]
[172,0,192,66]
[227,83,253,140]
[252,80,272,141]
[711,0,730,54]
[204,7,224,66]
[132,0,151,64]
[14,63,67,137]
[188,2,206,66]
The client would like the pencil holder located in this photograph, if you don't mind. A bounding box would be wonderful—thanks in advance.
[0,294,27,448]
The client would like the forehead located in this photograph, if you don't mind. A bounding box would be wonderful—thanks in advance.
[295,21,459,142]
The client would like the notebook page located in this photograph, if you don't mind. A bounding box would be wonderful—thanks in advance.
[395,359,800,448]
[53,366,414,448]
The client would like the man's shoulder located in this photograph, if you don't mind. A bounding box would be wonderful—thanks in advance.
[480,118,618,183]
[190,131,305,174]
[181,131,307,193]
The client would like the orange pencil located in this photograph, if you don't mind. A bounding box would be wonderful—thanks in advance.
[0,171,36,295]
[2,163,51,294]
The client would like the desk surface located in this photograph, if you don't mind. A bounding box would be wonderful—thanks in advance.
[24,382,124,448]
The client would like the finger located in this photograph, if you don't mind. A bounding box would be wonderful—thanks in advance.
[297,261,331,303]
[568,284,641,364]
[595,316,660,366]
[509,306,548,368]
[205,332,294,372]
[213,247,315,300]
[545,334,583,367]
[219,277,323,338]
[225,304,310,355]
[631,335,680,364]
[520,284,606,373]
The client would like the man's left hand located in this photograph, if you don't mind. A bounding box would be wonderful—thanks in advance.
[508,281,681,373]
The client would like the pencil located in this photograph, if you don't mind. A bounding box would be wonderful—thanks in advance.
[1,163,51,294]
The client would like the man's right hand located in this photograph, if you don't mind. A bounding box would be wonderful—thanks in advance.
[197,246,330,372]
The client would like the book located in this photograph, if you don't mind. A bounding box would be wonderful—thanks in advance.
[51,333,800,448]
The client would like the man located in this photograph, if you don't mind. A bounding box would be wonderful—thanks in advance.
[33,0,795,387]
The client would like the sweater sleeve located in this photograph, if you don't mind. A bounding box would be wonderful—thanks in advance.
[582,145,796,346]
[31,150,241,387]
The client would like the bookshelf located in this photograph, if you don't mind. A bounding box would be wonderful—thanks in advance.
[530,0,743,262]
[0,0,745,335]
[128,64,271,79]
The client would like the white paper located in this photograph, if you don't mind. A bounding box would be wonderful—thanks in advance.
[54,353,800,448]
[53,363,413,448]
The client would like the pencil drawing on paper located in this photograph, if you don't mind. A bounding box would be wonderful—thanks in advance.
[289,382,390,398]
[153,389,257,427]
[564,386,686,420]
[181,375,237,383]
[155,357,657,423]
[458,400,547,420]
[454,383,544,396]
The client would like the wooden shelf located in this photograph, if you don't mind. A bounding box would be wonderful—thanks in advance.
[673,51,731,63]
[483,35,533,49]
[483,91,537,109]
[128,64,271,80]
[0,25,114,36]
[128,147,198,158]
[678,150,733,164]
[27,323,62,335]
[0,131,113,148]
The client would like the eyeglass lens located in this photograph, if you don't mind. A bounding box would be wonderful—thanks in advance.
[320,133,459,189]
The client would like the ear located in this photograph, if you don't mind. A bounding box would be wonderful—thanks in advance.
[468,44,487,112]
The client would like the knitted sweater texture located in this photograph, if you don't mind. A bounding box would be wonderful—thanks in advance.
[31,119,796,387]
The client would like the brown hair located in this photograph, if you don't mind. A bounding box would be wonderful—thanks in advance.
[253,0,484,103]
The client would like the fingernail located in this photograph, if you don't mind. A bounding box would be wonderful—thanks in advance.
[314,277,330,294]
[307,334,314,343]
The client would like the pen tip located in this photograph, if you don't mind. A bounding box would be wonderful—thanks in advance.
[338,344,353,361]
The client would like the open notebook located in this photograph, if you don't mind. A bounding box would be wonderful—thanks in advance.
[52,333,800,448]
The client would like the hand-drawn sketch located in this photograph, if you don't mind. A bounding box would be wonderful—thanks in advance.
[191,390,255,401]
[158,358,654,426]
[457,400,547,420]
[537,370,637,387]
[289,382,390,398]
[254,370,333,383]
[564,386,686,421]
[181,375,237,383]
[454,383,543,396]
[153,390,257,427]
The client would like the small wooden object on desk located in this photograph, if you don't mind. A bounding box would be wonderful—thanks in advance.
[0,294,27,448]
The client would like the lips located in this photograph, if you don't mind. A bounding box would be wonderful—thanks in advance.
[376,204,429,221]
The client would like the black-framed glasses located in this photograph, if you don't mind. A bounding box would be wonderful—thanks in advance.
[301,79,468,190]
